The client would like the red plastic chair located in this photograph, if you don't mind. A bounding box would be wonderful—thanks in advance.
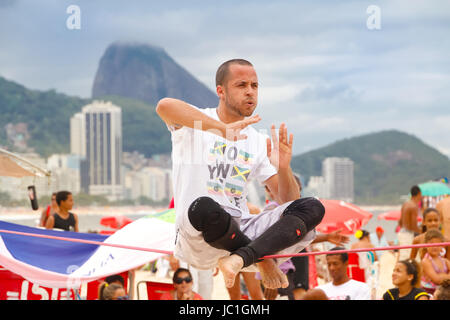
[136,281,174,300]
[347,252,366,282]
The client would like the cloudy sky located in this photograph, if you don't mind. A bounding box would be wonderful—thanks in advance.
[1,0,449,157]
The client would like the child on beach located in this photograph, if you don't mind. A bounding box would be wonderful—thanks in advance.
[383,259,429,300]
[421,229,450,295]
[432,278,450,300]
[410,208,450,261]
[98,283,128,300]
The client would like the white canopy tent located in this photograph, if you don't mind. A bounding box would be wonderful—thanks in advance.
[0,147,51,178]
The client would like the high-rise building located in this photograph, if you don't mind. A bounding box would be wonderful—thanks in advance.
[71,100,123,200]
[322,157,354,202]
[305,176,327,199]
[124,166,173,202]
[47,154,81,194]
[70,112,86,157]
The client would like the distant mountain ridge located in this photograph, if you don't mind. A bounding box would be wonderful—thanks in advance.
[291,130,450,204]
[92,42,218,108]
[0,76,88,156]
[2,41,449,206]
[0,76,170,158]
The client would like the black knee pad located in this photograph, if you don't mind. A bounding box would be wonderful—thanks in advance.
[188,196,250,251]
[232,198,325,268]
[282,197,325,232]
[188,197,228,234]
[234,214,308,268]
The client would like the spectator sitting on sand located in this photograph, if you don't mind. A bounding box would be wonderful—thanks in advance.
[160,268,203,300]
[98,283,128,300]
[383,259,429,300]
[314,247,371,300]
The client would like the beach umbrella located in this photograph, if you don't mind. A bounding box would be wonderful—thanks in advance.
[418,181,450,197]
[100,215,134,229]
[316,199,373,235]
[377,210,422,222]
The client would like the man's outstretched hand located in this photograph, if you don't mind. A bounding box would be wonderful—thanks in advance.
[266,123,293,171]
[223,114,261,141]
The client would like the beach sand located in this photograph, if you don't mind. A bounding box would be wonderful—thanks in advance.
[376,250,397,299]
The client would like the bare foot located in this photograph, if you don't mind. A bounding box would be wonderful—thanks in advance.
[257,259,288,289]
[218,254,244,288]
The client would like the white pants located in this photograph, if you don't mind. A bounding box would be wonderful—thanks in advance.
[179,260,214,300]
[397,228,415,261]
[174,200,316,270]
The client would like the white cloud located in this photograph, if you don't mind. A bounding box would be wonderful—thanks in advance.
[259,84,306,105]
[0,0,449,156]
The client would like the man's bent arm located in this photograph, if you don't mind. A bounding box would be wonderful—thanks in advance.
[277,167,300,203]
[265,168,300,205]
[156,98,226,136]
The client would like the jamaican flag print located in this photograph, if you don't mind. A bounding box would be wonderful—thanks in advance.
[231,166,250,182]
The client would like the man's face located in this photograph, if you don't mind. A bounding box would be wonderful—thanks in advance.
[60,194,74,211]
[218,64,258,117]
[326,255,347,282]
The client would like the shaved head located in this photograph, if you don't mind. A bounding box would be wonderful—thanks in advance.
[215,59,253,87]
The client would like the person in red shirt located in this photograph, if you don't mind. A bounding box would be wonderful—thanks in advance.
[39,192,59,227]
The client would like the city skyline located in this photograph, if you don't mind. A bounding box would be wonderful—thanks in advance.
[306,157,355,202]
[0,1,449,158]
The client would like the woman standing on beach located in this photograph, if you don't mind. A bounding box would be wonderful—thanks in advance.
[410,208,450,261]
[383,259,429,300]
[421,229,450,295]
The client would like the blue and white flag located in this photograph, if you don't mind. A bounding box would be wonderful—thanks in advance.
[0,212,175,288]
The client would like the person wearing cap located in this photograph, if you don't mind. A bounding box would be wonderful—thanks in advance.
[370,226,390,248]
[369,226,390,259]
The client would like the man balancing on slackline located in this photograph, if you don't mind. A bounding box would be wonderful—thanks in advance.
[156,58,325,289]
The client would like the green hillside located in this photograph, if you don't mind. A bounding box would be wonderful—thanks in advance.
[0,76,88,156]
[3,75,449,206]
[98,95,171,157]
[0,76,170,158]
[291,130,450,205]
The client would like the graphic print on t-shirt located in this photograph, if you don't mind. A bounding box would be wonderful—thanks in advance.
[207,181,223,195]
[224,182,243,197]
[230,165,250,182]
[237,150,253,165]
[206,139,253,209]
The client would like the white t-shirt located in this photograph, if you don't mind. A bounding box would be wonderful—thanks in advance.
[316,279,371,300]
[169,106,277,235]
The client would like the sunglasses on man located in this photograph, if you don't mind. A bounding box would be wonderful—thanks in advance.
[174,276,192,284]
